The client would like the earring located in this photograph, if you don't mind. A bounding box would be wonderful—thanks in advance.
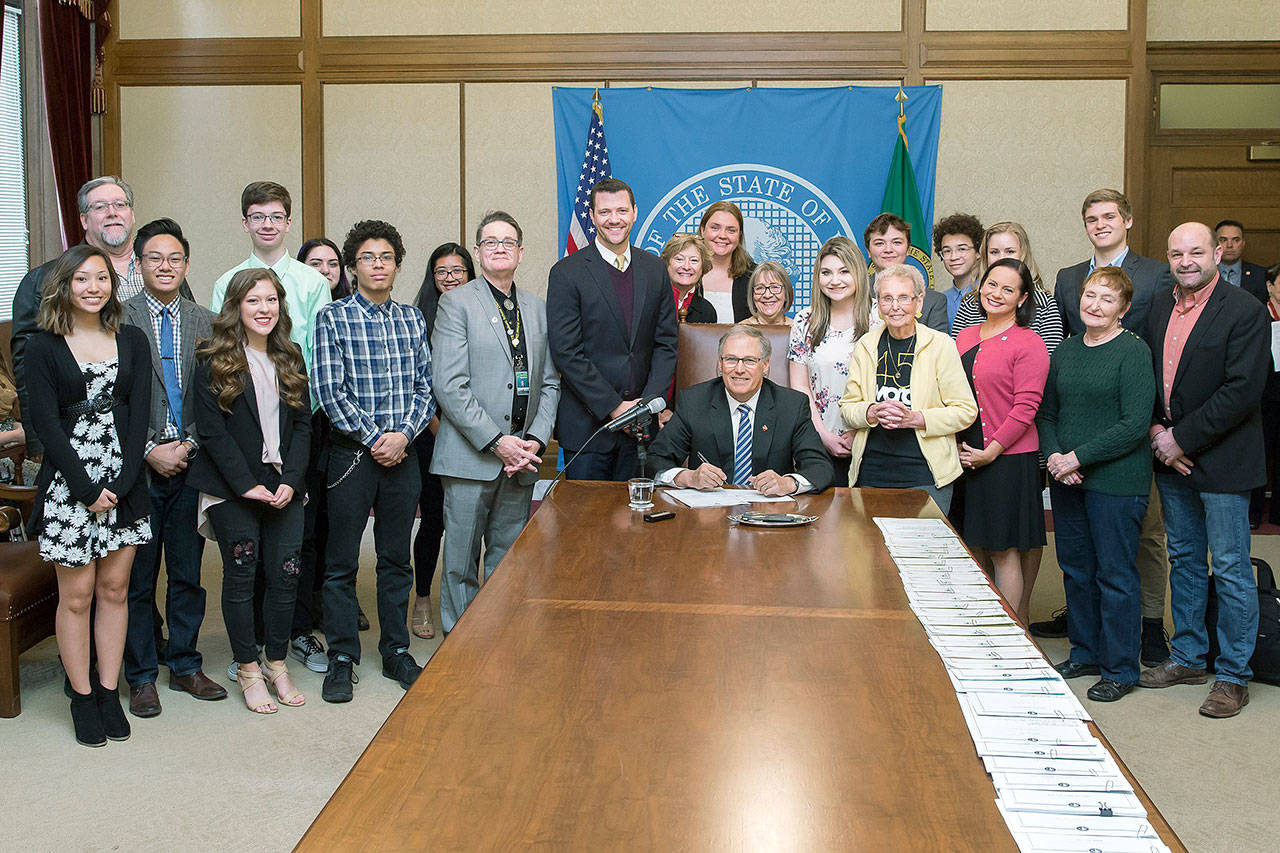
[914,311,923,318]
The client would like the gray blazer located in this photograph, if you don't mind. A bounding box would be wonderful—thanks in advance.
[120,293,215,446]
[429,279,560,485]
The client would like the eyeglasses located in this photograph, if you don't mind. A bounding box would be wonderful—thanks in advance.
[939,245,974,258]
[434,266,468,280]
[876,294,920,307]
[752,283,784,295]
[356,252,396,266]
[246,213,288,226]
[478,238,520,251]
[142,253,187,268]
[720,355,763,368]
[86,200,132,213]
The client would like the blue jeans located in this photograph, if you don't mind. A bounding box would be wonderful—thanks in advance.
[124,470,207,685]
[1049,482,1145,684]
[1155,474,1258,685]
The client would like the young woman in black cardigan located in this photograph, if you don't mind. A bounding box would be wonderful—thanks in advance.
[26,244,152,747]
[187,268,311,714]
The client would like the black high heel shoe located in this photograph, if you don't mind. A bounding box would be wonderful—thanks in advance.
[94,681,131,742]
[70,689,106,748]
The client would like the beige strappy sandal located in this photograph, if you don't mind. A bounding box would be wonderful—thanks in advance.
[261,660,306,707]
[236,666,278,715]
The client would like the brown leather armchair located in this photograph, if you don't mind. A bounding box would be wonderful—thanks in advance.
[675,323,792,393]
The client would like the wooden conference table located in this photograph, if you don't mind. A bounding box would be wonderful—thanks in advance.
[297,483,1185,851]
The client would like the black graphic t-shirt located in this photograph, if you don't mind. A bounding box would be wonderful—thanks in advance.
[856,332,933,488]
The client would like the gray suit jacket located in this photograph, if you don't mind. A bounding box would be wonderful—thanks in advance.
[429,279,560,485]
[1054,250,1172,337]
[921,288,948,334]
[120,293,215,447]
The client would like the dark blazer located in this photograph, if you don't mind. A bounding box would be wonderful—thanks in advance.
[1056,250,1172,338]
[648,378,834,492]
[1240,261,1270,304]
[547,245,679,452]
[24,325,152,534]
[185,357,311,501]
[11,250,194,451]
[684,290,718,324]
[730,267,756,322]
[1143,278,1270,492]
[120,294,215,447]
[920,288,948,334]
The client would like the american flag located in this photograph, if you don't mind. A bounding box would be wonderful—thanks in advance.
[564,91,610,256]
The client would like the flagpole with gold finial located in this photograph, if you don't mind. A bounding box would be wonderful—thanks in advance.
[592,88,603,122]
[895,82,909,151]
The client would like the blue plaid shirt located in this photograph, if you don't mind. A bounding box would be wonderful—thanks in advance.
[313,291,435,448]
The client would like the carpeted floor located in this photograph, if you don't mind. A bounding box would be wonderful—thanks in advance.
[1,526,1277,852]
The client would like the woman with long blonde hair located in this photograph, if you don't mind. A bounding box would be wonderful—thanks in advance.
[788,236,871,486]
[951,221,1064,353]
[187,268,312,714]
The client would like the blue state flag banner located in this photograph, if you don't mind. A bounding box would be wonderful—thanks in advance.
[553,86,942,311]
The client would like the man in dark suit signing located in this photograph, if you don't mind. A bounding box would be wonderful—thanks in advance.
[1138,222,1270,719]
[1214,219,1270,304]
[648,325,834,496]
[547,177,679,481]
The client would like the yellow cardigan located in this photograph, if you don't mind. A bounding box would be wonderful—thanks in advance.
[838,324,977,488]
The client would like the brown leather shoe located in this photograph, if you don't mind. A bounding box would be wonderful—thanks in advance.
[1138,659,1209,688]
[128,682,162,718]
[169,671,229,701]
[1199,681,1249,718]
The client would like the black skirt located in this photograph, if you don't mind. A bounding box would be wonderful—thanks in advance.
[961,450,1047,552]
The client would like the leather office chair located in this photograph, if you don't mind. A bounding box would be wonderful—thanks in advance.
[675,323,792,393]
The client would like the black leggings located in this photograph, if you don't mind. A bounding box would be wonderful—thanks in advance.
[210,498,304,664]
[413,429,445,597]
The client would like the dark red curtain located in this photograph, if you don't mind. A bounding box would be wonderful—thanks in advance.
[39,1,111,248]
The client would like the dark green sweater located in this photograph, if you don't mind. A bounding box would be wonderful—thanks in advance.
[1036,330,1155,496]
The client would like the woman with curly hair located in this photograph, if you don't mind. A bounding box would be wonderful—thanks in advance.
[188,268,311,714]
[26,244,152,746]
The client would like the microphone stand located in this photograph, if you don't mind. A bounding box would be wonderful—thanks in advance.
[633,410,654,480]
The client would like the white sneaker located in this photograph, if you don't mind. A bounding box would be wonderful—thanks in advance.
[290,634,329,673]
[226,647,263,682]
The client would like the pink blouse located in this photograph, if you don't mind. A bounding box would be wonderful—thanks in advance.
[956,323,1049,455]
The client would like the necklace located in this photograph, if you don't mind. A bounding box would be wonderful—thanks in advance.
[1083,326,1122,346]
[494,290,522,348]
[890,332,916,380]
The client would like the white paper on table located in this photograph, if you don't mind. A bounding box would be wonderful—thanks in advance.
[933,644,1046,661]
[873,516,955,536]
[997,787,1146,817]
[948,666,1061,683]
[961,692,1091,721]
[946,658,1054,672]
[930,634,1039,648]
[1009,830,1170,853]
[912,602,1009,616]
[925,624,1027,638]
[950,676,1071,696]
[901,575,994,590]
[975,741,1109,761]
[962,711,1096,747]
[662,488,793,508]
[917,614,1016,628]
[997,803,1157,838]
[909,588,1003,602]
[990,770,1134,794]
[984,754,1124,776]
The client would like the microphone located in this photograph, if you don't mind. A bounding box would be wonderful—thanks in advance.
[604,397,666,432]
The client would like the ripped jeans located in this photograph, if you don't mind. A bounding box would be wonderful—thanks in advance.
[208,498,305,664]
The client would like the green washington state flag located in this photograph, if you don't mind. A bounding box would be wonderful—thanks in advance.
[879,114,935,287]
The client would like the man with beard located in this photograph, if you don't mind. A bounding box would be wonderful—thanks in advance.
[10,176,193,455]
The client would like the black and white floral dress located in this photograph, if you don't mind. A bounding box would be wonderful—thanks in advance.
[38,358,151,566]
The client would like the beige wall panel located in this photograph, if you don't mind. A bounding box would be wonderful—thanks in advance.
[118,0,300,40]
[927,0,1126,30]
[325,0,898,36]
[464,83,595,299]
[758,80,892,87]
[929,79,1127,289]
[324,84,460,301]
[1149,1,1280,41]
[119,85,303,307]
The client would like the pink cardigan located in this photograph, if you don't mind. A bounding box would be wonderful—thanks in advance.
[955,324,1049,455]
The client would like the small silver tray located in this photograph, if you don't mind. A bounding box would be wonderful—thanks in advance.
[728,511,818,527]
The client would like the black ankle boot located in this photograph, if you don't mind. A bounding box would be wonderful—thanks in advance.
[70,689,106,748]
[94,682,131,742]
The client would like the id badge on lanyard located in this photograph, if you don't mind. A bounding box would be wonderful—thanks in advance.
[514,354,531,397]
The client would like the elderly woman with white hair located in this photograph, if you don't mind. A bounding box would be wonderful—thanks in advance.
[838,264,977,512]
